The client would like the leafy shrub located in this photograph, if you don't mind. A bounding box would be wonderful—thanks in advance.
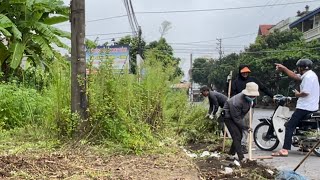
[0,83,50,129]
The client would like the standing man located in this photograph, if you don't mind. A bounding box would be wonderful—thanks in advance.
[200,86,227,135]
[231,65,273,154]
[223,82,260,162]
[272,59,319,156]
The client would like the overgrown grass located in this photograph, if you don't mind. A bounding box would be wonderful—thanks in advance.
[0,82,51,129]
[0,51,220,155]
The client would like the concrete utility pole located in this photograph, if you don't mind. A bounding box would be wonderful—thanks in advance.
[189,53,193,102]
[70,0,88,133]
[137,26,142,83]
[216,38,223,60]
[137,26,142,56]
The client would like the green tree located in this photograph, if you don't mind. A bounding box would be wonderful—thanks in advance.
[191,57,210,85]
[240,29,320,94]
[208,53,239,91]
[192,29,320,95]
[117,35,146,74]
[145,38,183,78]
[0,0,70,79]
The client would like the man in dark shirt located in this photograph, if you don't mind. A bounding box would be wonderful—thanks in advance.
[223,82,259,162]
[200,86,228,135]
[231,65,273,154]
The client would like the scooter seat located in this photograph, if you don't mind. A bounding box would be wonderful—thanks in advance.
[311,112,320,118]
[301,112,320,122]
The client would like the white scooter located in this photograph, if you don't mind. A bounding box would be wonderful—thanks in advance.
[253,95,320,157]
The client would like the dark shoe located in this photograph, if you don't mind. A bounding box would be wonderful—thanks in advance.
[241,145,248,154]
[298,148,310,152]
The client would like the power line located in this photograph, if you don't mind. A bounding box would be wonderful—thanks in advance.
[221,33,256,40]
[55,15,128,27]
[56,0,320,26]
[123,0,137,36]
[86,31,136,37]
[135,0,320,14]
[242,46,320,54]
[172,46,320,56]
[170,43,247,47]
[169,32,256,44]
[123,0,140,37]
[88,15,128,23]
[128,0,140,29]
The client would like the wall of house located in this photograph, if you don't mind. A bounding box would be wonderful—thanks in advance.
[303,18,314,32]
[270,17,299,32]
[314,14,320,27]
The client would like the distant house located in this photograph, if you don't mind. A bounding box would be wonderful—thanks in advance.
[269,17,299,33]
[289,6,320,42]
[258,25,274,36]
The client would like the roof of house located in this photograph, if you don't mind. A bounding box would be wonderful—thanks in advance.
[258,25,274,36]
[290,6,320,28]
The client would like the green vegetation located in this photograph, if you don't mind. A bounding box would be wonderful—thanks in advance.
[192,29,320,96]
[0,48,212,155]
[0,0,70,81]
[0,0,211,155]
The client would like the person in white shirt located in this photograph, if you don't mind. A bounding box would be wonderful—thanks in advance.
[272,59,319,157]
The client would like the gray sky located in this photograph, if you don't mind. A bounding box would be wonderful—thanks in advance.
[58,0,320,80]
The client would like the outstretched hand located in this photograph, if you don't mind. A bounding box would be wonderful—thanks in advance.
[275,63,286,72]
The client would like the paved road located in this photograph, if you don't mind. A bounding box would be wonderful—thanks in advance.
[250,108,319,180]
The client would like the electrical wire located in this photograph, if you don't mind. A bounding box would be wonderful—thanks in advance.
[56,0,320,26]
[123,0,138,36]
[169,33,256,45]
[173,46,320,55]
[86,31,136,37]
[135,0,320,14]
[129,0,140,28]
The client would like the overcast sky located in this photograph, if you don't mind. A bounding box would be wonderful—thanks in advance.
[58,0,320,80]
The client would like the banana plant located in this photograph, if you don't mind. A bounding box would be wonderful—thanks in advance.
[0,0,70,76]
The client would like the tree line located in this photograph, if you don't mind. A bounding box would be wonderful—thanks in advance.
[192,29,320,97]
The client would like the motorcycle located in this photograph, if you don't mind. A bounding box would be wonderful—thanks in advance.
[253,94,320,157]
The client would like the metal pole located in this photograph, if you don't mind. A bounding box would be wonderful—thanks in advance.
[190,53,193,102]
[70,0,88,134]
[217,38,222,60]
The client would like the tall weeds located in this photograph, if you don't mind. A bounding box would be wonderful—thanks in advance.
[0,50,215,153]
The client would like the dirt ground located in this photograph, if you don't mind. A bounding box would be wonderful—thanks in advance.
[186,142,277,180]
[0,143,277,179]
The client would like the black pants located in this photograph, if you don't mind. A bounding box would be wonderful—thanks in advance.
[283,108,314,150]
[213,115,225,136]
[224,118,244,161]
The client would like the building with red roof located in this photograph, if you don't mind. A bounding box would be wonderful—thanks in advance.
[258,25,274,36]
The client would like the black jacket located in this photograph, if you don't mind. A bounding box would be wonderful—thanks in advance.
[231,65,273,97]
[208,91,228,115]
[223,93,251,130]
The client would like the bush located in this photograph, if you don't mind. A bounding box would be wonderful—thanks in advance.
[0,82,51,129]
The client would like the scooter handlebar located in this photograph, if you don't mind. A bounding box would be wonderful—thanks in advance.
[273,95,296,105]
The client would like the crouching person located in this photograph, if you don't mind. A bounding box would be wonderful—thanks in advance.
[222,82,259,162]
[200,86,228,135]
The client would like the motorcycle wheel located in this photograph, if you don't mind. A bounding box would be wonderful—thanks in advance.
[254,122,280,151]
[313,147,320,157]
